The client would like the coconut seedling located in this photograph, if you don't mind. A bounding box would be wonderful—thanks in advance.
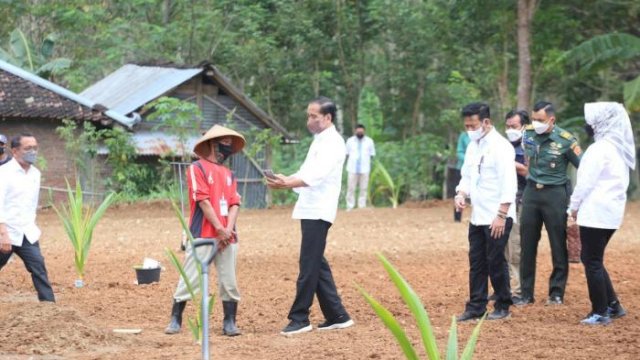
[358,253,485,360]
[53,180,116,287]
[166,201,215,343]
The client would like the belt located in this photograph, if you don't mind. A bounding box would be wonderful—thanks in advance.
[527,179,564,190]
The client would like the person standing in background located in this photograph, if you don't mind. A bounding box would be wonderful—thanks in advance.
[454,132,471,222]
[503,110,529,303]
[345,124,376,210]
[0,134,11,166]
[568,102,633,325]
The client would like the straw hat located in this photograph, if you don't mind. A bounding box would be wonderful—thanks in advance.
[193,125,245,159]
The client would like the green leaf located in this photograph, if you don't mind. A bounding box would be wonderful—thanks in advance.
[357,286,419,360]
[9,28,33,70]
[562,33,640,72]
[377,253,440,359]
[623,75,640,113]
[446,316,458,360]
[460,314,486,360]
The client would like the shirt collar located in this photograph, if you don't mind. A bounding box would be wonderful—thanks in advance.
[314,124,336,140]
[477,127,497,145]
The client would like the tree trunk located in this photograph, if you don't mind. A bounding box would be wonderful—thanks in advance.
[516,0,537,110]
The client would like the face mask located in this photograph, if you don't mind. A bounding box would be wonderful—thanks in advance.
[505,128,523,143]
[532,120,550,135]
[217,143,234,162]
[356,133,364,139]
[467,126,485,141]
[0,147,4,155]
[584,124,595,138]
[23,150,37,164]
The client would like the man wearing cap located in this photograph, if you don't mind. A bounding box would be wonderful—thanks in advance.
[165,125,245,337]
[0,134,11,166]
[267,96,354,335]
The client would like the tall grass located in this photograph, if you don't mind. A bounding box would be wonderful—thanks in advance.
[358,253,485,359]
[166,201,215,343]
[53,180,116,283]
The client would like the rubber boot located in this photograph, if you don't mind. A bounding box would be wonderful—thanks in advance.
[222,301,241,336]
[164,300,186,335]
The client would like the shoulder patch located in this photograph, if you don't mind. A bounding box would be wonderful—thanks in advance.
[559,131,575,141]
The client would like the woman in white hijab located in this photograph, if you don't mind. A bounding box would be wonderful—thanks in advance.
[568,102,635,325]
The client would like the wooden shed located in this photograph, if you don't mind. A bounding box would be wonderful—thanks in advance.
[80,62,294,208]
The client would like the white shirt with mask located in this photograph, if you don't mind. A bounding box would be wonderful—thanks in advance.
[456,128,517,226]
[345,135,375,174]
[0,158,42,246]
[292,125,346,223]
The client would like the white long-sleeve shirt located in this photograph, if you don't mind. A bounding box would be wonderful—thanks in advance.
[456,128,517,226]
[345,136,376,174]
[292,125,346,223]
[0,158,42,246]
[569,140,629,229]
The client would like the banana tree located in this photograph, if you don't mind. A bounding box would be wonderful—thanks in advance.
[563,33,640,112]
[0,28,71,79]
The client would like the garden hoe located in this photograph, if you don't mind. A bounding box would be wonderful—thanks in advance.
[192,239,218,360]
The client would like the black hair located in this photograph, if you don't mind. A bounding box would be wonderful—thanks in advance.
[309,96,337,123]
[533,101,555,116]
[11,132,35,149]
[505,110,530,125]
[461,102,490,120]
[356,124,365,130]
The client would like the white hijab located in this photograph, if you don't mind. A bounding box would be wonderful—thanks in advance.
[584,102,636,170]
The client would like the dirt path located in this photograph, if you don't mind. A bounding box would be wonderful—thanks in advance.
[1,201,639,359]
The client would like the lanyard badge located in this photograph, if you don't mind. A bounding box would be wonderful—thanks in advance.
[219,197,229,217]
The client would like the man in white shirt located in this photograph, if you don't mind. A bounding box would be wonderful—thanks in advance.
[345,124,376,209]
[267,97,354,335]
[454,103,517,322]
[0,133,55,302]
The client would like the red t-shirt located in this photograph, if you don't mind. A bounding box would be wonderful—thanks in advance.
[187,159,241,241]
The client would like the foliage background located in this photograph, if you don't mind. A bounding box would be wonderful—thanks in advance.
[2,0,639,204]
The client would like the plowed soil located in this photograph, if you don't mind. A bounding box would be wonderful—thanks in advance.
[1,200,639,359]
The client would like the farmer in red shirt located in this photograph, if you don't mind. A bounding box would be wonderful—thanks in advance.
[165,125,245,337]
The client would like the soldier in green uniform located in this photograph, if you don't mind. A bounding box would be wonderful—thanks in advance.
[516,101,581,306]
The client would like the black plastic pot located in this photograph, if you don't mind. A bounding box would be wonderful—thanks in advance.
[135,267,161,284]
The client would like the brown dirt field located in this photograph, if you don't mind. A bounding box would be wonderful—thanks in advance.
[1,200,639,359]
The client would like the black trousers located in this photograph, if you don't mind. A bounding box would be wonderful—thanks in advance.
[0,236,55,302]
[465,219,513,314]
[520,184,569,300]
[580,226,618,315]
[288,219,348,323]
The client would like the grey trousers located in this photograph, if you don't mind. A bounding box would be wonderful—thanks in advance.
[346,172,369,209]
[172,241,240,303]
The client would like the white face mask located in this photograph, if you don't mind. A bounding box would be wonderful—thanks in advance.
[505,128,523,142]
[467,126,485,141]
[532,120,550,134]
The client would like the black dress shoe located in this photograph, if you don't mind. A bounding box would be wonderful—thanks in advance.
[487,308,510,320]
[456,311,483,323]
[513,297,535,307]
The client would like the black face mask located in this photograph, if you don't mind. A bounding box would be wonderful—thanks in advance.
[0,147,4,155]
[584,124,595,138]
[356,133,364,139]
[217,143,234,162]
